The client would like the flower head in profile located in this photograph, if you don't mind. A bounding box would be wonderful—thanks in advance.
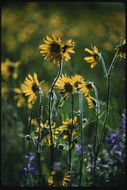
[55,74,73,99]
[21,73,39,104]
[48,170,70,186]
[39,33,75,66]
[61,39,75,62]
[86,95,94,109]
[79,81,94,96]
[1,58,20,80]
[115,39,126,60]
[84,45,100,68]
[71,74,85,91]
[14,86,32,109]
[1,83,9,98]
[57,116,78,139]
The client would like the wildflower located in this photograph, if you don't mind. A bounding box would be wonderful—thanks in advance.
[84,45,100,68]
[39,33,75,66]
[21,73,39,104]
[79,81,94,96]
[14,87,32,109]
[1,58,20,80]
[75,143,83,155]
[48,170,70,186]
[24,153,35,162]
[71,74,85,91]
[61,39,75,62]
[1,83,9,98]
[115,39,126,59]
[55,74,73,99]
[57,116,78,139]
[34,120,58,146]
[85,95,94,109]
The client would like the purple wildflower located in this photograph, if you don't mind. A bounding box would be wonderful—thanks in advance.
[75,143,83,155]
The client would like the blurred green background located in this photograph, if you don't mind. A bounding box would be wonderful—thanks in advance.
[1,2,125,186]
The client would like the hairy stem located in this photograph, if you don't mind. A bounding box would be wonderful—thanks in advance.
[48,59,63,170]
[79,91,83,187]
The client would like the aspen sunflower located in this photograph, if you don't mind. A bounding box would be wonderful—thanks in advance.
[56,116,78,140]
[14,87,32,109]
[84,45,100,68]
[35,121,58,146]
[61,39,75,62]
[55,74,73,99]
[86,95,94,109]
[71,74,84,91]
[115,39,126,59]
[39,33,75,65]
[79,81,94,96]
[21,73,39,104]
[1,58,20,80]
[48,170,70,186]
[1,84,9,98]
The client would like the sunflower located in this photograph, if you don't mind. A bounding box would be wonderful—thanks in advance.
[21,73,39,104]
[1,58,20,80]
[71,74,85,91]
[115,39,126,59]
[14,87,32,109]
[1,83,9,98]
[84,45,100,68]
[48,170,70,186]
[35,120,58,146]
[79,81,94,96]
[55,74,73,99]
[56,116,78,140]
[86,95,94,109]
[61,39,75,62]
[39,33,75,65]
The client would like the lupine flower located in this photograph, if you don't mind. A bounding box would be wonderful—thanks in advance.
[115,39,126,60]
[24,153,35,162]
[48,170,70,186]
[56,116,78,139]
[75,143,83,155]
[14,86,32,109]
[1,58,20,80]
[84,46,100,68]
[21,73,40,104]
[55,74,73,99]
[39,33,75,66]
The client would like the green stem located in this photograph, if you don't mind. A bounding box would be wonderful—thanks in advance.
[93,53,118,186]
[48,59,63,171]
[79,91,83,187]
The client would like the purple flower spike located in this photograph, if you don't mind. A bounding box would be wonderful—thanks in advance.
[75,143,83,155]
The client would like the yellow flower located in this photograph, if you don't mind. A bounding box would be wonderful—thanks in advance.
[1,83,9,98]
[79,81,94,96]
[55,74,73,99]
[48,170,70,186]
[86,95,94,109]
[39,33,75,65]
[1,58,20,80]
[61,39,75,62]
[21,73,39,104]
[84,45,100,68]
[35,121,58,146]
[57,116,78,139]
[14,87,32,109]
[71,74,85,90]
[115,39,126,59]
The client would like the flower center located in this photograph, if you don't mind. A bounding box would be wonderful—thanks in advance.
[8,65,15,73]
[86,83,93,90]
[93,53,99,60]
[62,45,68,53]
[119,44,126,54]
[64,82,73,92]
[32,83,38,93]
[50,42,61,54]
[74,81,80,88]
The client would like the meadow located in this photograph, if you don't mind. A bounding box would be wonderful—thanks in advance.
[1,2,126,187]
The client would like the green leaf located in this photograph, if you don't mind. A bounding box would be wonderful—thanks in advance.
[96,143,103,157]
